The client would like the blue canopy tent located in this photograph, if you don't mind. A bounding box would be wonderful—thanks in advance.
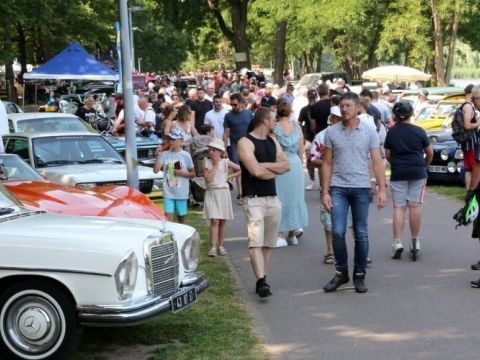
[23,41,119,81]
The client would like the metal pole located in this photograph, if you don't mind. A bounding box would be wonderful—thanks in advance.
[119,0,139,189]
[138,58,142,74]
[128,9,134,71]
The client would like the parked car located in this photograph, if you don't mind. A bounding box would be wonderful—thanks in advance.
[0,183,207,359]
[297,72,352,89]
[413,93,464,131]
[3,132,162,193]
[3,113,160,166]
[427,130,464,184]
[1,100,23,114]
[399,87,464,104]
[0,153,164,218]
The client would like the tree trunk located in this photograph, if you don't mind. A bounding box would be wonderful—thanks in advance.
[431,0,446,86]
[445,0,460,85]
[274,20,287,86]
[315,46,323,72]
[208,0,250,70]
[16,23,27,76]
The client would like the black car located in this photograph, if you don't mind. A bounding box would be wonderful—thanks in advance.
[427,130,464,184]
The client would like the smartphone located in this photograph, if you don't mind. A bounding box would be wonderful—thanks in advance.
[174,161,181,170]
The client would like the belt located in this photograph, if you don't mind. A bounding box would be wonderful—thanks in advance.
[243,194,276,198]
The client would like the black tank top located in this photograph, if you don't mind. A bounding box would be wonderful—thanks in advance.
[240,134,277,197]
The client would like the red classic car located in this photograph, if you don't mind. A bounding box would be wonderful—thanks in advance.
[0,153,165,219]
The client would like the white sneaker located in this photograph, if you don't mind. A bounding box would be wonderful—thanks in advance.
[410,239,421,252]
[391,242,404,259]
[286,235,298,245]
[295,228,303,238]
[275,237,288,248]
[305,183,319,191]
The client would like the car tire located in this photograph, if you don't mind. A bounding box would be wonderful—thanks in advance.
[0,279,82,360]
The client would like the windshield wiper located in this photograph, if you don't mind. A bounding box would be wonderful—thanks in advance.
[0,208,15,215]
[81,158,123,164]
[42,160,81,166]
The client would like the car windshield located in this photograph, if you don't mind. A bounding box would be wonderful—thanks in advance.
[33,135,124,168]
[16,117,95,133]
[0,155,43,181]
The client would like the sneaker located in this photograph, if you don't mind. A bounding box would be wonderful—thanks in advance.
[305,183,319,191]
[218,246,228,256]
[410,238,420,261]
[275,237,288,248]
[208,247,217,257]
[391,242,404,259]
[323,271,349,292]
[256,277,272,297]
[471,261,480,270]
[470,278,480,288]
[353,271,368,293]
[295,228,304,238]
[410,238,421,251]
[286,235,298,245]
[237,198,243,205]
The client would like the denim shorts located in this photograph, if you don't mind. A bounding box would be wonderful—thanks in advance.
[164,198,188,216]
[390,179,426,207]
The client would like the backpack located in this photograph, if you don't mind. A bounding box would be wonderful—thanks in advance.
[451,102,474,144]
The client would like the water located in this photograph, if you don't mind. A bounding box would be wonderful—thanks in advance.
[450,78,480,88]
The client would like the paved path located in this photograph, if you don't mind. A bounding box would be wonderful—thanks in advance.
[224,184,480,360]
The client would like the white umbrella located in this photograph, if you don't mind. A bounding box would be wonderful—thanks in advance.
[362,65,431,82]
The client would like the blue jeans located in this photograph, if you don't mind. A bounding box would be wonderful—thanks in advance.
[330,186,371,273]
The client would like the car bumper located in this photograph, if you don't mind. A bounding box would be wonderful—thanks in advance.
[427,172,464,183]
[77,275,208,326]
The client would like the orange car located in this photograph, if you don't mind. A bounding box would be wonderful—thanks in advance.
[0,153,165,220]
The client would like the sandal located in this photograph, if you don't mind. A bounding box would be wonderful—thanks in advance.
[323,253,335,264]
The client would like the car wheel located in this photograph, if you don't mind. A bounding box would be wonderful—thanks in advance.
[0,279,82,360]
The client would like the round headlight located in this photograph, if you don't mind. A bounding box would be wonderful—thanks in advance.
[440,149,449,161]
[447,161,456,173]
[454,149,464,160]
[182,231,200,273]
[457,161,464,173]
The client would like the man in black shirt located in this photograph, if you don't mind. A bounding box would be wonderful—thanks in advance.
[299,89,318,190]
[75,95,98,129]
[190,87,213,132]
[310,83,331,134]
[237,108,290,298]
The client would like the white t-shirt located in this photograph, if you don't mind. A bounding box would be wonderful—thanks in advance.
[358,113,377,131]
[204,109,227,139]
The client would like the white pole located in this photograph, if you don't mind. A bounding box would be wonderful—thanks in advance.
[119,0,139,189]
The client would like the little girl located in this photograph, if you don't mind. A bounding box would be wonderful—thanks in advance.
[203,138,241,257]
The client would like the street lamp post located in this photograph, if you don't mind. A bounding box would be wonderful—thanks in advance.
[138,58,142,74]
[128,5,142,71]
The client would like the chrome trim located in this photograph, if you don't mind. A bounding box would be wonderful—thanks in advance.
[77,276,208,326]
[0,266,111,277]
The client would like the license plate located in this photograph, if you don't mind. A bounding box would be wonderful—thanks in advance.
[171,287,197,313]
[428,165,447,173]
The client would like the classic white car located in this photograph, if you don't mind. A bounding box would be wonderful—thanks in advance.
[3,132,162,193]
[0,184,207,359]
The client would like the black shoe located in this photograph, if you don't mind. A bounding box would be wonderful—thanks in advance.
[471,278,480,288]
[353,271,368,293]
[323,271,349,292]
[471,261,480,270]
[256,277,272,298]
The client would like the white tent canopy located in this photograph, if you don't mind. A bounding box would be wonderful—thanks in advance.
[362,65,431,82]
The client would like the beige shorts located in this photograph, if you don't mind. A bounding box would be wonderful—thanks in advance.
[242,196,281,248]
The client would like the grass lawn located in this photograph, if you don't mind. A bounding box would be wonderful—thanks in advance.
[74,203,268,360]
[428,183,465,202]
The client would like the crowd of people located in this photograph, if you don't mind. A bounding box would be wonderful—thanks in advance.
[36,70,480,297]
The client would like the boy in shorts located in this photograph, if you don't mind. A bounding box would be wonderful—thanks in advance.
[153,128,195,223]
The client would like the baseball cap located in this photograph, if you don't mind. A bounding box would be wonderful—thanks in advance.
[260,95,277,108]
[167,128,184,140]
[330,106,341,118]
[392,100,413,120]
[307,89,318,98]
[208,138,226,152]
[418,89,429,97]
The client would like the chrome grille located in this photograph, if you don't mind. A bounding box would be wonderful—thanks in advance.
[149,241,178,298]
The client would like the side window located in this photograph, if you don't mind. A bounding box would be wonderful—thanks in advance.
[5,139,30,162]
[8,119,14,133]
